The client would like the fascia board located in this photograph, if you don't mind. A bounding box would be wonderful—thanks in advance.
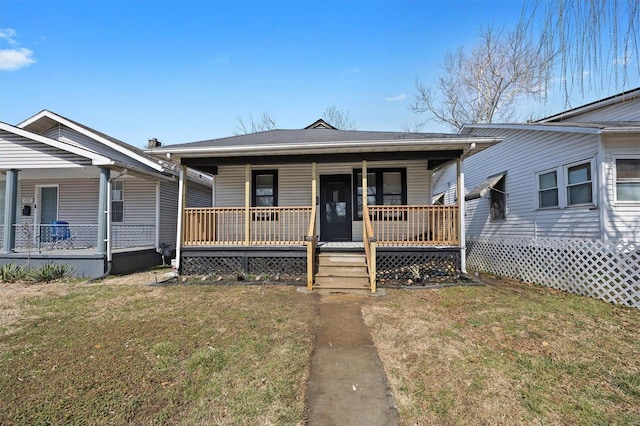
[20,110,166,173]
[1,122,112,165]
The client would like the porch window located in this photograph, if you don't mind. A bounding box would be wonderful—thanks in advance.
[615,158,640,202]
[353,168,407,220]
[111,180,124,223]
[537,170,559,208]
[566,161,593,206]
[252,170,278,207]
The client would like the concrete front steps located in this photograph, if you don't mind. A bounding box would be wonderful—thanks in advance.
[314,252,371,295]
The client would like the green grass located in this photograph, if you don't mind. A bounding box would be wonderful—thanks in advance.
[0,283,315,425]
[363,275,640,425]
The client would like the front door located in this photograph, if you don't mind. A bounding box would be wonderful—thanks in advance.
[320,174,352,241]
[37,186,58,242]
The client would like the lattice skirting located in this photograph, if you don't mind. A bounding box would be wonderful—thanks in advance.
[467,236,640,308]
[376,249,461,281]
[182,253,307,278]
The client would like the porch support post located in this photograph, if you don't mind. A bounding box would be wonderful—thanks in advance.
[362,160,368,235]
[244,164,251,245]
[311,162,317,212]
[3,169,19,253]
[456,157,466,274]
[97,167,110,255]
[175,165,187,272]
[307,162,317,292]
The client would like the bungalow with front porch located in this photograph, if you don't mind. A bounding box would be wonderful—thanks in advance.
[1,110,212,278]
[148,120,501,293]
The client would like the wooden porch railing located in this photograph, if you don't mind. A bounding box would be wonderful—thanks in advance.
[363,206,377,293]
[305,205,317,291]
[367,205,460,246]
[183,206,313,245]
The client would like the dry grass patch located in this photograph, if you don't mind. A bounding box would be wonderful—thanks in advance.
[363,273,640,425]
[0,274,316,425]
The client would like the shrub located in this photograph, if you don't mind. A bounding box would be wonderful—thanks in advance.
[28,263,74,283]
[0,263,27,282]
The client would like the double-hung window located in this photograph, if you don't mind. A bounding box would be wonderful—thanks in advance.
[615,158,640,202]
[566,161,593,206]
[537,170,559,208]
[353,168,407,220]
[252,170,278,207]
[536,158,596,209]
[111,180,124,223]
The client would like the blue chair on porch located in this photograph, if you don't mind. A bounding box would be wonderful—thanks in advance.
[50,220,74,249]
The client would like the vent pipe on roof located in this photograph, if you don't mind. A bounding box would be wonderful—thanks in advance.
[148,138,161,148]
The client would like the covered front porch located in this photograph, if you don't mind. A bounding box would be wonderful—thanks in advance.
[177,160,465,293]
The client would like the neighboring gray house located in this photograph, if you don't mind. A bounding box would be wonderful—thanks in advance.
[147,119,501,294]
[432,88,640,307]
[1,110,212,277]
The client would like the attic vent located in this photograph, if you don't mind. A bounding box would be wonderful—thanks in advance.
[148,138,161,148]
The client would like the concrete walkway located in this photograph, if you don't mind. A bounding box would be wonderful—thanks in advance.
[306,294,399,425]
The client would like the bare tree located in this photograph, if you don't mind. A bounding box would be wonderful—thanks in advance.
[412,26,554,131]
[233,111,277,134]
[521,0,639,99]
[321,105,357,130]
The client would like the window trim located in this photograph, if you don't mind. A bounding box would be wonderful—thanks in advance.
[535,157,597,210]
[251,170,278,208]
[111,180,124,223]
[536,168,560,209]
[564,159,595,207]
[613,155,640,204]
[352,168,407,220]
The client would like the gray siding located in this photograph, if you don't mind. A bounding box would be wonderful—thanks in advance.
[0,130,91,168]
[214,160,431,242]
[159,182,179,248]
[461,127,602,239]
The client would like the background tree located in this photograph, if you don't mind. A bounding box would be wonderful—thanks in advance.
[233,111,277,134]
[412,26,554,131]
[321,105,357,130]
[521,0,639,99]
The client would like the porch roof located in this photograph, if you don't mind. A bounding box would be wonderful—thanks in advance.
[147,128,501,171]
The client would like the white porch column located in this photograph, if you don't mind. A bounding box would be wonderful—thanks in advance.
[457,157,466,274]
[362,160,368,239]
[97,167,110,255]
[175,165,187,271]
[3,169,19,253]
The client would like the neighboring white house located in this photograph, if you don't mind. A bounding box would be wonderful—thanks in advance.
[1,110,212,277]
[433,88,640,307]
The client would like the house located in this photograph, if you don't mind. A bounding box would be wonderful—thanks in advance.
[147,119,501,293]
[432,87,640,307]
[0,110,212,278]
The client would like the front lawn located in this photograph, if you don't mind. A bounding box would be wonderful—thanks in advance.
[0,275,316,425]
[363,273,640,425]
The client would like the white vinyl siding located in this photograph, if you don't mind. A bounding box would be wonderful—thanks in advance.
[562,97,640,122]
[462,127,601,239]
[0,130,91,168]
[603,133,640,241]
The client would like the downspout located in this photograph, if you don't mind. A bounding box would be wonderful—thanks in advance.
[458,142,474,275]
[90,168,128,281]
[174,165,186,273]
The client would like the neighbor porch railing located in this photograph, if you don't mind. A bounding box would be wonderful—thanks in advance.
[10,223,156,251]
[367,205,459,246]
[183,206,314,245]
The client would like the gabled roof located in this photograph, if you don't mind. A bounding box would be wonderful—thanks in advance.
[305,118,337,129]
[0,121,112,166]
[536,87,640,123]
[18,110,170,174]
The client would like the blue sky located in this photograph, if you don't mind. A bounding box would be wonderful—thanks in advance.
[1,0,638,148]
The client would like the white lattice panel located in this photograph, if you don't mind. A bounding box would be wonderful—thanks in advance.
[467,236,640,309]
